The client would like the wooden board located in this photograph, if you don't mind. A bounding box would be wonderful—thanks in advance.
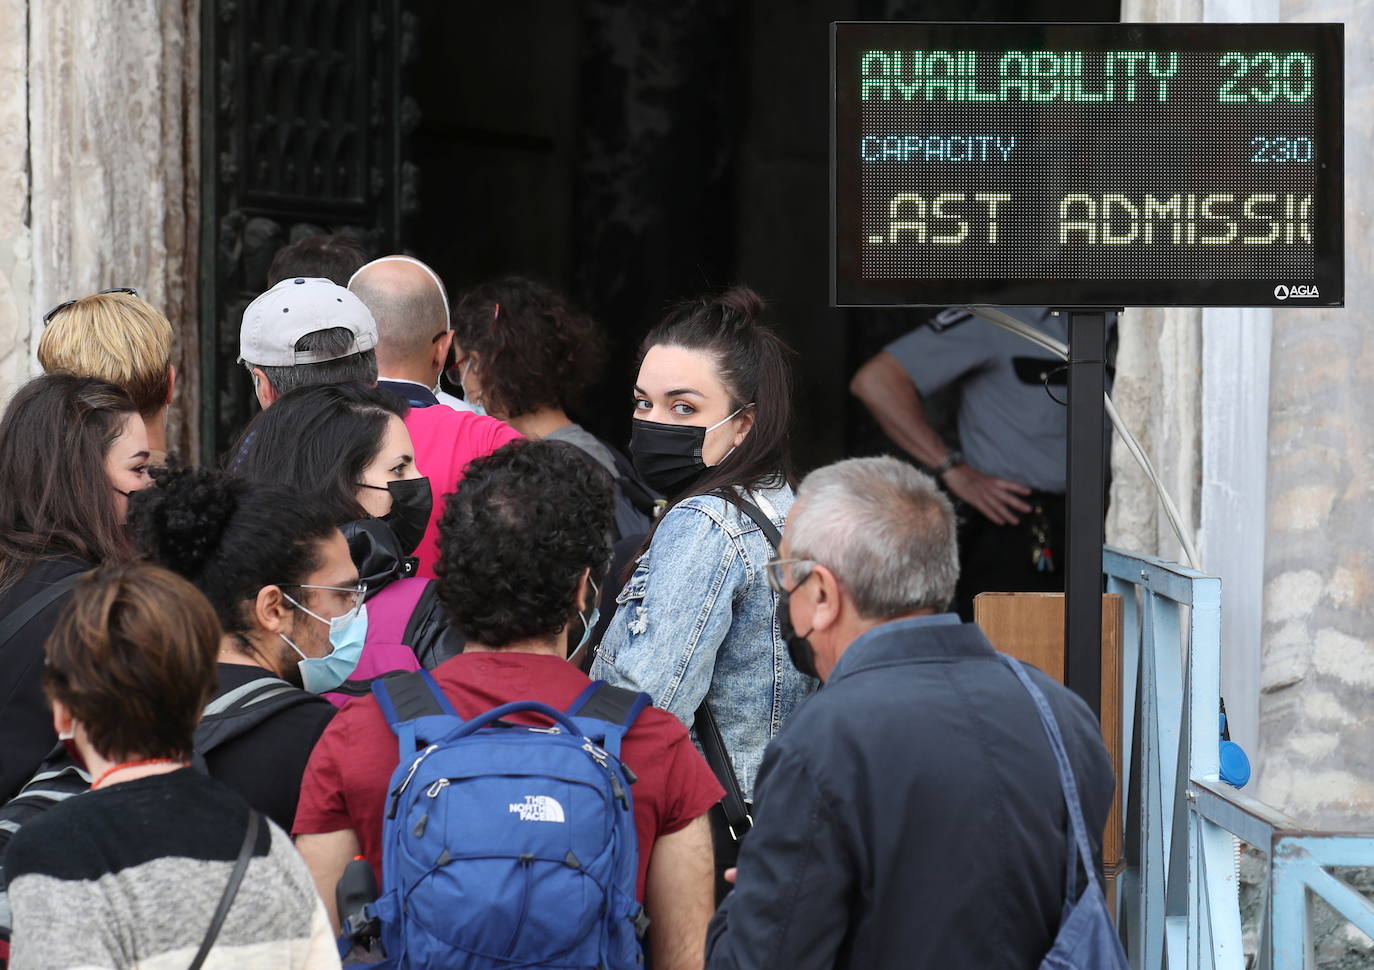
[973,592,1124,914]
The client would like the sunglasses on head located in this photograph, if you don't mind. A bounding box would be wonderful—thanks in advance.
[44,287,139,326]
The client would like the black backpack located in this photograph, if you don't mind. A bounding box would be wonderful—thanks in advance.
[192,677,321,771]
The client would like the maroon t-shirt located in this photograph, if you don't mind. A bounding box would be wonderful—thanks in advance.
[294,652,723,898]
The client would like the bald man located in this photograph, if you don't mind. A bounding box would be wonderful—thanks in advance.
[348,256,474,412]
[349,256,523,576]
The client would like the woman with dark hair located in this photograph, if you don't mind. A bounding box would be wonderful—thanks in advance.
[232,383,458,672]
[130,465,359,830]
[0,374,151,801]
[4,562,338,966]
[233,383,423,529]
[591,287,817,882]
[451,276,655,540]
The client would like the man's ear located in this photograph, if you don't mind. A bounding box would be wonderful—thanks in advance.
[253,584,293,634]
[252,367,278,409]
[165,364,177,405]
[808,564,844,633]
[432,331,454,375]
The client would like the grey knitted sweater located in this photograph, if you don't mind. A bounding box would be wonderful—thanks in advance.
[5,769,337,969]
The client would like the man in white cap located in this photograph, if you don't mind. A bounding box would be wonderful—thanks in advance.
[347,255,475,413]
[239,276,381,408]
[238,276,521,577]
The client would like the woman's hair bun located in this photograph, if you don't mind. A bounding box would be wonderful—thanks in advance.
[715,285,767,324]
[129,464,242,579]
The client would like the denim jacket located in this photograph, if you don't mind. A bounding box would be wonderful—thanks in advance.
[592,483,817,801]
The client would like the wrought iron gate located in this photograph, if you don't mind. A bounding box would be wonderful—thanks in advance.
[198,0,414,462]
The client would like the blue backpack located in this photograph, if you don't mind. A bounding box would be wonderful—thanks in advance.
[368,670,652,969]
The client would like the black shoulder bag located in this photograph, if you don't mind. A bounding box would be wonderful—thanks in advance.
[697,494,783,900]
[187,809,261,970]
[0,572,82,652]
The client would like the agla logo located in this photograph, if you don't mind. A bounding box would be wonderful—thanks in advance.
[1274,284,1319,300]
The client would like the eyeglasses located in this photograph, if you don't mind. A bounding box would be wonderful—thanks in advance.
[764,558,817,595]
[278,582,368,614]
[43,287,139,325]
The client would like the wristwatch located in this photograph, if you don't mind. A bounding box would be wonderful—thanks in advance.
[933,449,964,478]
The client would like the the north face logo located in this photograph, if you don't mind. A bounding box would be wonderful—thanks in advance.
[509,795,565,823]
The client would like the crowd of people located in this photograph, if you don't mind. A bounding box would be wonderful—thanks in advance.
[0,234,1117,970]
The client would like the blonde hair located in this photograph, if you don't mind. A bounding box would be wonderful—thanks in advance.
[38,292,174,418]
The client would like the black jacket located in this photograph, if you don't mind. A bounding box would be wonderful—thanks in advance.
[202,664,335,831]
[705,616,1115,970]
[341,518,463,668]
[0,558,88,802]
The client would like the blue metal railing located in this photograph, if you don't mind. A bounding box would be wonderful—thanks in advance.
[1104,546,1374,970]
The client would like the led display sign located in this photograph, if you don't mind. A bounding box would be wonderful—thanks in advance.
[832,22,1343,306]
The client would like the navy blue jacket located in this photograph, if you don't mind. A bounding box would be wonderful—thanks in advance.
[705,615,1115,970]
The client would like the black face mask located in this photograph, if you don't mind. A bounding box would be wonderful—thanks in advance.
[629,407,748,497]
[776,578,819,680]
[628,418,708,497]
[357,477,433,556]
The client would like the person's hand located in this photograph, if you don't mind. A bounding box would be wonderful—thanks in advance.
[942,464,1033,526]
[724,867,738,885]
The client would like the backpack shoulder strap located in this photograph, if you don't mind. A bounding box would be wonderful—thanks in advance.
[202,676,299,717]
[372,669,459,761]
[567,681,651,760]
[0,571,81,651]
[373,669,456,724]
[568,682,651,727]
[194,677,321,770]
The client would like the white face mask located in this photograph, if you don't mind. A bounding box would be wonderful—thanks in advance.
[460,359,487,417]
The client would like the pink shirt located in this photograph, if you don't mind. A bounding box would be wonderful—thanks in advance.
[403,407,522,577]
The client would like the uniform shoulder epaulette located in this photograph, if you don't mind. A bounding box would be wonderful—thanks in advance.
[928,307,972,332]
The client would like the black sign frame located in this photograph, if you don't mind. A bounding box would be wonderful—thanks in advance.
[831,22,1344,308]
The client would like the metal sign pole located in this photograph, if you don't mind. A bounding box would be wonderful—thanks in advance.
[1063,309,1109,719]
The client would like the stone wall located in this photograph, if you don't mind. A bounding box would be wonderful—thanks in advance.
[0,0,199,457]
[1117,0,1374,828]
[1257,0,1373,830]
[0,0,32,403]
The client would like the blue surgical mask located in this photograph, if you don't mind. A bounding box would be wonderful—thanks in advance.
[280,597,369,694]
[460,360,487,417]
[574,577,600,656]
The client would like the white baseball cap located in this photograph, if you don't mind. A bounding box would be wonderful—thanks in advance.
[238,277,379,367]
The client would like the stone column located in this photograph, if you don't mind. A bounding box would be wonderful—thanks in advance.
[1258,0,1374,829]
[1122,0,1374,832]
[0,0,33,402]
[25,0,199,456]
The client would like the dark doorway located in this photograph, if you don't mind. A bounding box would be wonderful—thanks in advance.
[198,0,412,463]
[408,0,746,457]
[202,0,1120,468]
[405,0,1119,472]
